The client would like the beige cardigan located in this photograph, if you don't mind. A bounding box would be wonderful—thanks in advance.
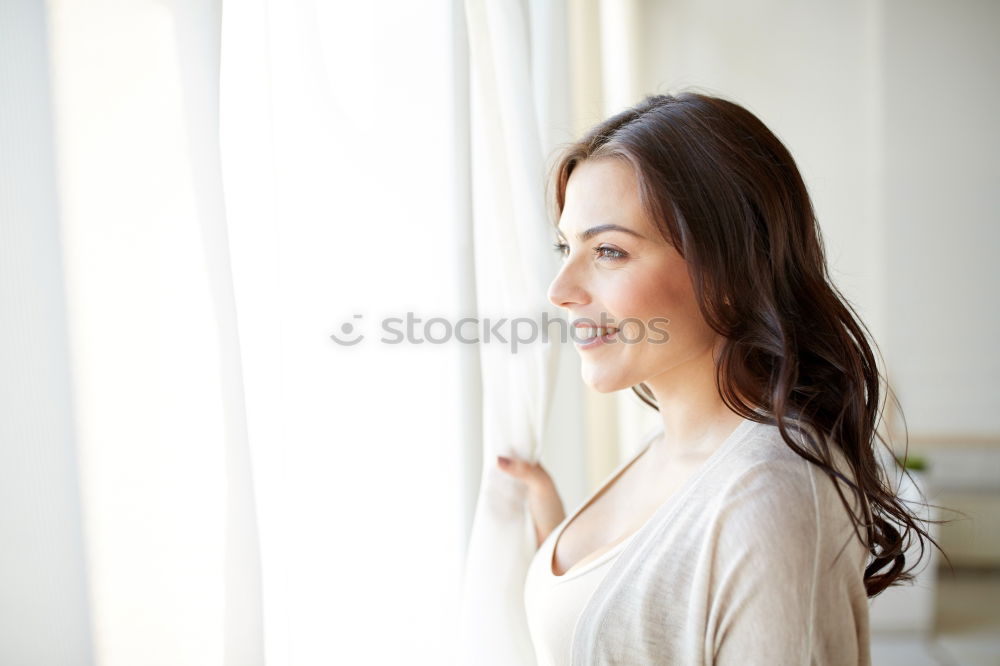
[569,416,871,665]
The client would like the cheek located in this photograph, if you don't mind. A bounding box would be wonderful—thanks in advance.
[607,268,702,344]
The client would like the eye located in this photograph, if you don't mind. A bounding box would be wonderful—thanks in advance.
[594,245,626,261]
[552,241,628,262]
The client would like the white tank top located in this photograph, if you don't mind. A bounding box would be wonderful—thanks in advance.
[523,429,661,666]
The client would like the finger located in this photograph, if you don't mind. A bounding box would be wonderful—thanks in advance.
[496,455,539,482]
[497,455,533,472]
[496,455,519,473]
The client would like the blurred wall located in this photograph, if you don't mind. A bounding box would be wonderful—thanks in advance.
[882,0,1000,438]
[634,0,1000,440]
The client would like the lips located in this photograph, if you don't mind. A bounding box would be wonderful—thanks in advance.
[570,321,620,350]
[574,325,618,340]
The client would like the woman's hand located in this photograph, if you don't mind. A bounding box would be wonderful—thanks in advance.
[496,455,567,549]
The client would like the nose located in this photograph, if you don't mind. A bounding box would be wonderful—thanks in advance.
[547,262,590,310]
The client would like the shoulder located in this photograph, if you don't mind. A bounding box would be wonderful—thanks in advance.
[721,422,819,502]
[728,420,857,491]
[716,420,863,543]
[731,419,823,468]
[702,421,871,663]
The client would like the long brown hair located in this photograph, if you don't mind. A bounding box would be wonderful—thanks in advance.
[548,91,947,597]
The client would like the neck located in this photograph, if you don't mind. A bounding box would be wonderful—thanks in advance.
[643,342,747,462]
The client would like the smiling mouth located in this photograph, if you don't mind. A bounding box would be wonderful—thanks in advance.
[574,327,619,349]
[576,326,618,339]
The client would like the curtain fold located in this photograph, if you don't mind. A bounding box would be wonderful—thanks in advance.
[0,1,95,662]
[169,3,266,663]
[43,1,265,663]
[458,1,573,663]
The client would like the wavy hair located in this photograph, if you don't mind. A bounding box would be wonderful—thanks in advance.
[547,91,948,597]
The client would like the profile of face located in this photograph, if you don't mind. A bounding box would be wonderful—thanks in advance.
[547,158,722,393]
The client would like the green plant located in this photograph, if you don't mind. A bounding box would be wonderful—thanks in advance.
[895,454,928,472]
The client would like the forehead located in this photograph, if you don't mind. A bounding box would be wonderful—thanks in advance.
[557,158,652,237]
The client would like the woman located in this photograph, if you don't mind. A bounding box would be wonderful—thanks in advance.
[496,92,939,665]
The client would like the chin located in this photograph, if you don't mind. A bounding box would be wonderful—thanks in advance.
[581,369,631,394]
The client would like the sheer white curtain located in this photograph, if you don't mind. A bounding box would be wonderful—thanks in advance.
[10,0,468,664]
[42,0,262,663]
[2,0,585,663]
[457,1,574,664]
[221,1,587,662]
[0,1,93,662]
[220,1,470,664]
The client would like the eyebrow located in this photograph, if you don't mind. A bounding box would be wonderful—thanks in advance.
[555,223,647,242]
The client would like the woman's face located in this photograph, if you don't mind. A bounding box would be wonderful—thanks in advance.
[547,157,721,393]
